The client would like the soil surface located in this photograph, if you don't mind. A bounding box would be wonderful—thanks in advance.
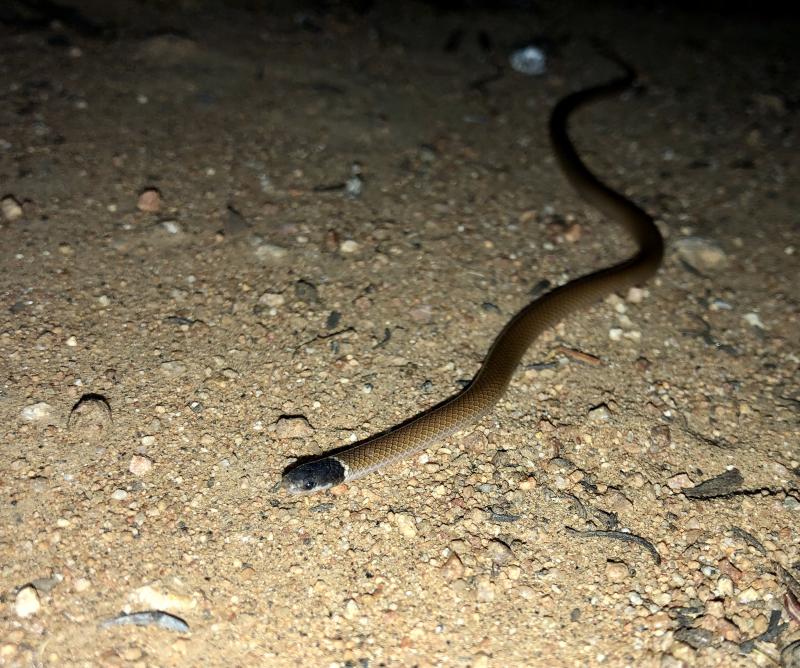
[1,1,798,666]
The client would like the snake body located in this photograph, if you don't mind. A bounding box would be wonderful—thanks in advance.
[282,64,664,494]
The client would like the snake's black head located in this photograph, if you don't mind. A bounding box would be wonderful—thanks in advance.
[281,457,346,494]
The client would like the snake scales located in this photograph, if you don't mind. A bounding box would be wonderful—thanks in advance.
[282,61,664,494]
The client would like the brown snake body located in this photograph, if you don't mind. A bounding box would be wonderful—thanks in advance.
[282,63,664,494]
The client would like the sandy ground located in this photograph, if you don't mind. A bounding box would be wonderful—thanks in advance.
[1,1,799,666]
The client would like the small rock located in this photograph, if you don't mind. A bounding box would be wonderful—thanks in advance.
[605,562,629,582]
[20,401,58,425]
[472,654,490,668]
[588,404,611,421]
[160,360,187,376]
[343,598,359,620]
[129,455,153,476]
[258,292,285,307]
[137,188,161,212]
[487,539,513,565]
[129,582,197,612]
[111,489,128,501]
[409,304,433,324]
[74,578,92,592]
[394,513,417,538]
[609,327,623,341]
[158,220,182,235]
[1,195,23,221]
[15,585,41,618]
[743,312,765,329]
[675,237,728,274]
[563,222,582,242]
[339,239,360,253]
[253,241,288,261]
[677,627,714,650]
[716,576,734,597]
[737,586,760,604]
[274,416,313,439]
[626,287,645,303]
[441,553,464,580]
[667,473,694,491]
[475,576,495,602]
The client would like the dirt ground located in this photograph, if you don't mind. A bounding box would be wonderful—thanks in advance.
[1,1,798,666]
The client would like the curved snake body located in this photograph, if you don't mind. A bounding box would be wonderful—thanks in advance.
[282,65,664,494]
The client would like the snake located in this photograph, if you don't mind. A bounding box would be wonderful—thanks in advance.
[282,60,664,494]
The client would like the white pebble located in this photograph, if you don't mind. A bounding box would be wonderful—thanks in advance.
[253,242,288,261]
[626,287,645,303]
[159,220,182,234]
[111,489,128,501]
[743,312,765,329]
[15,585,41,617]
[66,336,78,347]
[129,455,153,476]
[675,237,728,273]
[343,598,360,620]
[2,195,23,221]
[20,401,56,423]
[608,328,623,341]
[258,292,285,307]
[394,513,417,538]
[339,240,360,253]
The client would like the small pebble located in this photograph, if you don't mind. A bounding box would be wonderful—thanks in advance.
[667,473,694,490]
[15,585,41,618]
[129,583,196,612]
[74,578,92,592]
[441,553,464,580]
[111,489,129,501]
[675,237,728,273]
[588,405,611,421]
[509,45,547,76]
[258,292,285,307]
[1,195,23,221]
[487,539,513,565]
[129,455,153,476]
[343,598,359,620]
[159,220,182,234]
[20,401,57,424]
[137,188,161,212]
[605,562,629,582]
[253,242,288,261]
[626,287,645,303]
[475,577,495,602]
[743,312,765,329]
[394,513,417,538]
[737,586,760,604]
[716,576,734,597]
[339,239,360,253]
[160,360,187,376]
[609,328,623,341]
[274,416,313,438]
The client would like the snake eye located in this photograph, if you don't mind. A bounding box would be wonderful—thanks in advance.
[303,479,315,491]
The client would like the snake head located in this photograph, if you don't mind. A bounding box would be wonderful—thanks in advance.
[281,457,346,494]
